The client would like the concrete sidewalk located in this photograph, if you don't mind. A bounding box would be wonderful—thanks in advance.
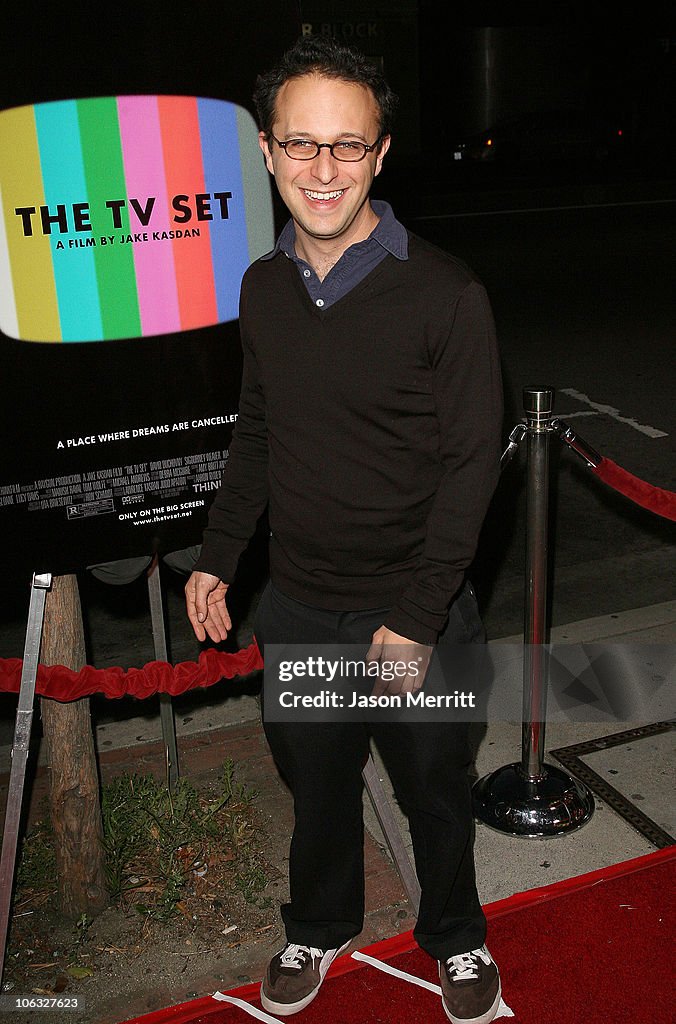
[3,600,672,891]
[69,598,676,761]
[2,600,674,852]
[0,601,673,1021]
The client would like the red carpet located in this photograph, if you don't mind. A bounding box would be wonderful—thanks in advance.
[121,847,675,1024]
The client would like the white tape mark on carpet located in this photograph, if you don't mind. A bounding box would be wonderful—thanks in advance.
[351,950,443,994]
[212,992,284,1023]
[560,388,668,438]
[351,949,515,1018]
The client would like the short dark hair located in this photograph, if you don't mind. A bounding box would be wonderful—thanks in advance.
[253,35,398,139]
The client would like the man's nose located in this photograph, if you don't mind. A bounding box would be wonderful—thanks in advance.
[311,146,339,182]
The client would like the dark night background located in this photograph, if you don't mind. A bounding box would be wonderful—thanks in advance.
[1,2,674,654]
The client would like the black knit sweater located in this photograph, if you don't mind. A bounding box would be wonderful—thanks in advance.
[195,232,503,643]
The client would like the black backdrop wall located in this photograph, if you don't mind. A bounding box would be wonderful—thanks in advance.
[0,1,300,577]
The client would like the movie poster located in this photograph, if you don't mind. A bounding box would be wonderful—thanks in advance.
[0,2,300,577]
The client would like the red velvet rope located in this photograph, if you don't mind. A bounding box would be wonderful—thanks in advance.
[1,455,670,706]
[0,642,263,702]
[593,457,676,521]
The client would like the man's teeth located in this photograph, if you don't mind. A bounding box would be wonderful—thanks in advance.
[303,189,345,201]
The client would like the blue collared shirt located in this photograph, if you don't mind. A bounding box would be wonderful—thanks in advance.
[261,200,408,309]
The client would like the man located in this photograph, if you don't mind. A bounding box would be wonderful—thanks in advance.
[186,36,503,1024]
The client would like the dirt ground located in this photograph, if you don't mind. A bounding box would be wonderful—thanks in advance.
[3,762,287,1024]
[2,718,412,1024]
[5,858,284,1024]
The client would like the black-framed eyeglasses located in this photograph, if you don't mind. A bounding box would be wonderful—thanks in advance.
[269,133,382,162]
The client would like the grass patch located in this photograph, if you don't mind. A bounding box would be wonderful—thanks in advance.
[15,759,270,924]
[103,758,269,919]
[5,759,278,1005]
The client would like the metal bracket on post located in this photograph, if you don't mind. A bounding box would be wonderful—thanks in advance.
[362,755,421,914]
[147,559,180,791]
[552,418,602,469]
[473,387,594,837]
[0,572,52,984]
[500,422,527,470]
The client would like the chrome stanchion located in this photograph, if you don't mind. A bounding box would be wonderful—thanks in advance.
[473,387,594,837]
[522,386,550,781]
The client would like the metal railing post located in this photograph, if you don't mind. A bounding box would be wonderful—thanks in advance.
[522,386,552,780]
[472,387,594,837]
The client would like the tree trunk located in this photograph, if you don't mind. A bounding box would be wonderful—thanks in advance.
[39,574,108,919]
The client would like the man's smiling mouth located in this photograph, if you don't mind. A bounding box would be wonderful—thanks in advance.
[303,189,345,201]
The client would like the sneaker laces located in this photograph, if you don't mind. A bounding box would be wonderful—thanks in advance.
[445,946,492,982]
[279,943,324,970]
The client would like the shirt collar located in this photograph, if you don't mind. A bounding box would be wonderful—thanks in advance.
[368,200,408,260]
[260,200,408,263]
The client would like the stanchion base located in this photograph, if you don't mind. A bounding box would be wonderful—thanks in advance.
[472,761,594,838]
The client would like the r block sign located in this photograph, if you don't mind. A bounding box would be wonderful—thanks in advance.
[0,95,272,342]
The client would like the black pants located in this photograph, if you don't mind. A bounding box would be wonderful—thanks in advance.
[254,580,487,960]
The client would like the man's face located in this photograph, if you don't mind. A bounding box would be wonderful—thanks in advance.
[259,73,390,254]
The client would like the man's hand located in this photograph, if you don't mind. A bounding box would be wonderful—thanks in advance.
[185,571,231,643]
[366,626,432,697]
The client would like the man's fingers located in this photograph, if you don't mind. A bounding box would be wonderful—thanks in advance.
[367,631,432,697]
[185,579,205,637]
[366,638,384,694]
[191,620,206,643]
[214,595,232,633]
[203,594,231,643]
[185,573,229,642]
[204,617,227,644]
[402,671,424,694]
[365,639,381,665]
[195,578,216,623]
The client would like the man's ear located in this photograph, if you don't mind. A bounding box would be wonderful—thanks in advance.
[259,131,275,176]
[374,134,391,177]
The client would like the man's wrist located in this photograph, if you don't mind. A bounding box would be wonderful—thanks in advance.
[382,611,440,646]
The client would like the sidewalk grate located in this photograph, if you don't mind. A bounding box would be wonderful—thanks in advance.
[551,721,675,849]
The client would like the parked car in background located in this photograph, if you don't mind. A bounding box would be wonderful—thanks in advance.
[451,109,627,166]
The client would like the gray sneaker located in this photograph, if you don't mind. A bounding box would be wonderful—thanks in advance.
[439,945,501,1024]
[260,940,351,1015]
